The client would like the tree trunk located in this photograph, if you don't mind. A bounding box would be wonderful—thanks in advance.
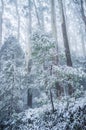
[25,0,32,71]
[81,31,86,59]
[38,0,45,30]
[51,0,58,64]
[15,0,20,43]
[50,65,55,112]
[58,0,73,96]
[25,0,32,108]
[80,0,86,27]
[80,0,86,58]
[0,12,2,45]
[50,89,54,113]
[27,88,32,108]
[0,0,4,45]
[58,0,72,67]
[51,0,58,43]
[33,0,41,28]
[28,0,32,34]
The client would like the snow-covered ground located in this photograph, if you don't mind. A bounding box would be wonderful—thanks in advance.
[3,92,86,130]
[26,93,86,119]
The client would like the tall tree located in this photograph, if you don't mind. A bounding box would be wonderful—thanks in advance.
[33,0,41,28]
[58,0,73,96]
[25,0,32,108]
[51,0,58,64]
[15,0,20,43]
[80,0,86,28]
[28,0,32,34]
[0,0,4,45]
[38,0,45,30]
[58,0,72,67]
[74,0,86,58]
[80,0,86,58]
[25,0,32,71]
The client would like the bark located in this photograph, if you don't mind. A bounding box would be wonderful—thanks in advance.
[55,82,63,97]
[15,0,20,43]
[50,88,55,113]
[51,1,58,48]
[80,0,86,58]
[51,0,57,42]
[27,88,32,108]
[81,32,86,59]
[33,0,41,28]
[51,1,61,98]
[28,0,32,34]
[38,0,44,30]
[26,1,32,108]
[51,0,59,65]
[50,65,55,112]
[9,54,15,116]
[0,0,4,45]
[25,60,32,108]
[80,0,86,27]
[58,0,73,96]
[25,0,32,71]
[58,0,72,67]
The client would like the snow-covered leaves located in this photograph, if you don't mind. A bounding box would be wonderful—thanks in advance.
[30,30,86,95]
[0,36,25,121]
[53,65,86,88]
[31,30,55,64]
[1,95,86,130]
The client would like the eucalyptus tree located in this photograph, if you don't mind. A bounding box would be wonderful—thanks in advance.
[25,0,33,108]
[15,0,20,43]
[58,0,72,67]
[57,0,73,96]
[80,0,86,58]
[37,0,45,30]
[33,0,41,28]
[80,0,86,28]
[73,0,86,58]
[51,0,58,64]
[0,0,4,45]
[28,0,32,34]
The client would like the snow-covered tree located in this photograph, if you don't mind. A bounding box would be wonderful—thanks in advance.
[0,36,25,121]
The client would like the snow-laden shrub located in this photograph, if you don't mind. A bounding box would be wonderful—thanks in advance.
[2,96,86,130]
[53,65,86,89]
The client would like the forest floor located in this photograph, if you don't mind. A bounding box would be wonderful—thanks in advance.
[4,91,86,130]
